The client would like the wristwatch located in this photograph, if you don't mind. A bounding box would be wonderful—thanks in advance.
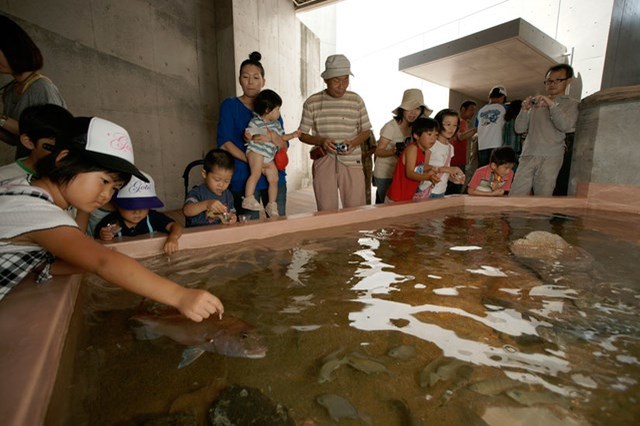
[0,114,7,128]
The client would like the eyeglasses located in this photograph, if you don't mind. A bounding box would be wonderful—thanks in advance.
[544,78,568,85]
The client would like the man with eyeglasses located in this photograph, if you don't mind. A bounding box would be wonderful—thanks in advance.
[509,64,579,196]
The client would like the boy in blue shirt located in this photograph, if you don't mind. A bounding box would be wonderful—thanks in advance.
[95,171,182,255]
[183,149,237,227]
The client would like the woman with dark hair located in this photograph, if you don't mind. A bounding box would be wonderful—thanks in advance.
[372,89,431,204]
[0,14,66,158]
[217,51,288,219]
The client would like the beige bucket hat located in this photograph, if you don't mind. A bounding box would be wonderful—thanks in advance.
[392,89,433,117]
[321,54,354,80]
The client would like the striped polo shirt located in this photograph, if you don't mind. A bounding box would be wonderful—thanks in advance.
[299,90,371,167]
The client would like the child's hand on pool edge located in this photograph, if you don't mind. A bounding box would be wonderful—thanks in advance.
[176,288,224,322]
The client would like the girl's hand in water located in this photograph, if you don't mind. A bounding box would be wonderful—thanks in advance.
[176,288,224,322]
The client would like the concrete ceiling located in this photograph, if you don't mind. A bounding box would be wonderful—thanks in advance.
[292,0,341,11]
[399,19,569,101]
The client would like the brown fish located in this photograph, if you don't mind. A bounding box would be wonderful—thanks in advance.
[130,313,267,368]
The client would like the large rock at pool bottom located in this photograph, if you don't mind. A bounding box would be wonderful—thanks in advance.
[510,231,582,262]
[509,230,596,281]
[208,385,294,426]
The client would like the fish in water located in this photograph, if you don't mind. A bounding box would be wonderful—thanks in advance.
[129,313,267,368]
[387,345,417,361]
[318,351,348,384]
[419,356,446,388]
[316,394,372,425]
[346,352,391,376]
[427,358,470,388]
[468,376,521,396]
[506,388,569,408]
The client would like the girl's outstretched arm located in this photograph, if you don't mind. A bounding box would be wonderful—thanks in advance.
[28,227,224,322]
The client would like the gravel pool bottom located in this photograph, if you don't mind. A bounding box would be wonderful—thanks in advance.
[65,209,640,425]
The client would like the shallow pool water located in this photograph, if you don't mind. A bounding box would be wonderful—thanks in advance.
[62,208,640,425]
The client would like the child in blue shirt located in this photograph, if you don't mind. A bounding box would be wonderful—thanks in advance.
[183,149,237,227]
[95,171,183,255]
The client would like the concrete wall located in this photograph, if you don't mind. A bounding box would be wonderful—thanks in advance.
[0,0,320,209]
[569,86,640,193]
[230,0,321,191]
[449,90,483,114]
[601,0,640,89]
[0,1,232,208]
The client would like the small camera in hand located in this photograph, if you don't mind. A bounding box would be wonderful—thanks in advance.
[530,98,538,105]
[335,143,349,153]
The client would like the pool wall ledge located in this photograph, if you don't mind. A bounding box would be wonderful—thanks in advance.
[0,274,82,426]
[0,190,637,425]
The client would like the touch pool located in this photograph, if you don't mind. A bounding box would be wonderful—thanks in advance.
[54,208,640,425]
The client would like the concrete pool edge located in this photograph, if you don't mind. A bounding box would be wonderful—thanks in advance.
[1,187,638,425]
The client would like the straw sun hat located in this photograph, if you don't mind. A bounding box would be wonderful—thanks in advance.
[392,89,433,117]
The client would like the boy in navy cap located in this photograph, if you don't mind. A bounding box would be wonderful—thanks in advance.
[95,171,183,255]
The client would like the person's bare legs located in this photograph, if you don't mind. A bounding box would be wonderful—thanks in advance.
[263,161,279,203]
[243,151,265,211]
[262,161,280,217]
[245,151,265,198]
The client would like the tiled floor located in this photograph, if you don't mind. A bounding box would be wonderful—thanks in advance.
[286,186,317,216]
[286,185,378,216]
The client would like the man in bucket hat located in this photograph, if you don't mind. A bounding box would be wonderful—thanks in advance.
[298,54,372,211]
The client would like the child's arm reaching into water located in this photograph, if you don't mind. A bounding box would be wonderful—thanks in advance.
[28,226,224,322]
[163,221,183,255]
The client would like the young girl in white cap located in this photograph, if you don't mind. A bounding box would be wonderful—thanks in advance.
[94,171,183,255]
[0,117,223,322]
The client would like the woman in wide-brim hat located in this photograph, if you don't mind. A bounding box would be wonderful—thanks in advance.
[372,89,432,204]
